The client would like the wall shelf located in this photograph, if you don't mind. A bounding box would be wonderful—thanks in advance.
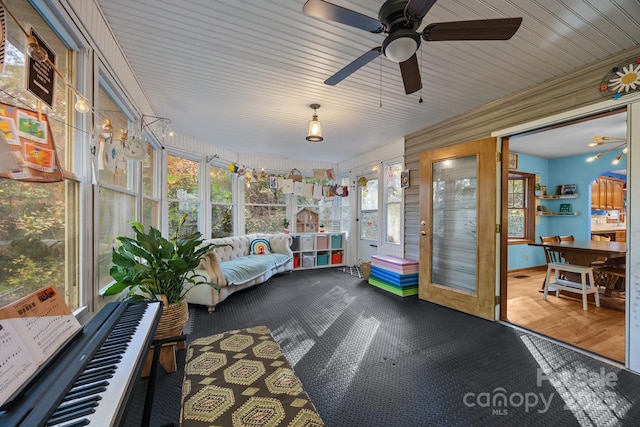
[536,194,579,200]
[537,212,579,216]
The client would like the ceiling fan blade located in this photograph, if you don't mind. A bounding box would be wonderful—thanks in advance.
[422,17,523,41]
[399,54,422,95]
[303,0,383,33]
[325,47,382,86]
[405,0,438,20]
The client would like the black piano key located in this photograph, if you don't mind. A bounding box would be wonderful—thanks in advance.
[84,355,122,370]
[73,370,115,387]
[47,397,100,425]
[47,408,96,426]
[62,382,109,402]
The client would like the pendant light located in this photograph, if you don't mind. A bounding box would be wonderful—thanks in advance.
[306,104,323,143]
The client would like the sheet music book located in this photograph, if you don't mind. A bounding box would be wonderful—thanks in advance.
[0,285,81,407]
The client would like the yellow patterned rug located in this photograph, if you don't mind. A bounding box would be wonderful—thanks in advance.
[180,325,324,427]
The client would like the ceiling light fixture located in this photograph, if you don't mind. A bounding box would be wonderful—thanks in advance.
[382,30,420,63]
[586,136,627,164]
[306,104,323,143]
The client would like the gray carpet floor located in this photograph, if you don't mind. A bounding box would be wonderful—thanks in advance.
[123,268,640,426]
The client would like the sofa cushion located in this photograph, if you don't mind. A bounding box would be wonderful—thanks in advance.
[250,237,272,255]
[221,253,291,285]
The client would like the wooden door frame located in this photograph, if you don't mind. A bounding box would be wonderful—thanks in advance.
[500,138,510,320]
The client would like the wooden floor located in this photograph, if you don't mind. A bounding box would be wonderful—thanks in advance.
[506,267,625,363]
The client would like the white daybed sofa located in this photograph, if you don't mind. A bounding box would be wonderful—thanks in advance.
[186,233,293,312]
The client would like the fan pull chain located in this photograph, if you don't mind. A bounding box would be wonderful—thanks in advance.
[419,45,424,104]
[379,54,383,108]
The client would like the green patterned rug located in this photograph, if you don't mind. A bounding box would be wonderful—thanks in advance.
[180,325,324,426]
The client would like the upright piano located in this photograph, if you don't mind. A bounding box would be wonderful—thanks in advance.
[0,301,161,427]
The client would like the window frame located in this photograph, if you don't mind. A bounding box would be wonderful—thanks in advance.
[382,160,403,247]
[507,171,536,244]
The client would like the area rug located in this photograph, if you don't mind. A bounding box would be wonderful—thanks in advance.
[180,325,324,427]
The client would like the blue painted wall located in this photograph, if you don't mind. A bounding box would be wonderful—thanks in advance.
[507,150,626,270]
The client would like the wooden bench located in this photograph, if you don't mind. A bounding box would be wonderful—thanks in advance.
[543,262,600,311]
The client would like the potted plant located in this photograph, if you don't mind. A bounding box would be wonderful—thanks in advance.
[283,218,290,234]
[535,183,545,197]
[319,223,325,233]
[105,213,221,339]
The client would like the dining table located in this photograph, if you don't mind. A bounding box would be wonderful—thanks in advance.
[529,239,627,294]
[528,239,627,266]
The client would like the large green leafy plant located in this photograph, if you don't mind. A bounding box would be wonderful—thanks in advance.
[105,214,220,304]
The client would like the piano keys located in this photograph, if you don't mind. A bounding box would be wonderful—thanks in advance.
[0,301,161,427]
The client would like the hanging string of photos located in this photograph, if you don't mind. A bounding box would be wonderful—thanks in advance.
[227,162,348,200]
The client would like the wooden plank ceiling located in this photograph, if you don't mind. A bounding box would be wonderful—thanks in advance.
[95,0,640,163]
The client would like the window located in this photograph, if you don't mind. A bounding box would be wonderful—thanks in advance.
[0,3,79,309]
[296,176,334,231]
[96,85,138,290]
[338,175,350,234]
[210,164,234,237]
[384,162,403,244]
[142,142,160,229]
[245,176,285,234]
[167,155,200,237]
[359,177,378,241]
[507,172,535,242]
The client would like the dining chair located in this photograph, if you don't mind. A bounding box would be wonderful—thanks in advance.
[539,235,562,290]
[540,235,562,263]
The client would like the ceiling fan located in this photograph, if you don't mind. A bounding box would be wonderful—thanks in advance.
[302,0,522,95]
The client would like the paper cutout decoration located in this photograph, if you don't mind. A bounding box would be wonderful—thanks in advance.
[0,102,63,182]
[282,178,294,194]
[293,181,304,196]
[122,136,147,160]
[326,168,335,180]
[302,182,313,198]
[104,136,119,174]
[312,184,323,199]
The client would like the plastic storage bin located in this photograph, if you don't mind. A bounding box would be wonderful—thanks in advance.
[330,234,342,249]
[290,236,300,251]
[302,254,315,268]
[317,253,329,265]
[316,235,329,250]
[331,252,343,264]
[301,235,314,251]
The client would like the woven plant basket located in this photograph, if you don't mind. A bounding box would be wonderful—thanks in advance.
[287,168,303,182]
[154,299,189,340]
[360,261,371,281]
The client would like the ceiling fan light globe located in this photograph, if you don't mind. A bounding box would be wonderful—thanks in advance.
[383,36,417,63]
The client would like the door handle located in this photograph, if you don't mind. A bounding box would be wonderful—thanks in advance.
[421,231,426,236]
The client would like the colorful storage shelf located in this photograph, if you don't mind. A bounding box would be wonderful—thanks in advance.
[368,255,418,297]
